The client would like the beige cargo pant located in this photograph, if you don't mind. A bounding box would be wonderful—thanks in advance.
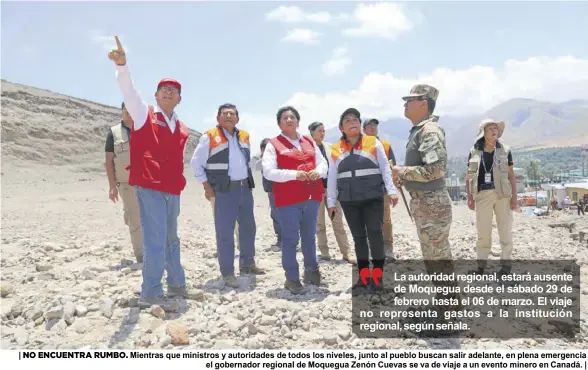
[210,198,239,257]
[118,183,143,263]
[317,194,350,258]
[475,190,513,270]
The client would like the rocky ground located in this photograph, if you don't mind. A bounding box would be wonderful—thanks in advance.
[1,162,587,351]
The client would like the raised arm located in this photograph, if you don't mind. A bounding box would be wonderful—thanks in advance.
[108,36,148,129]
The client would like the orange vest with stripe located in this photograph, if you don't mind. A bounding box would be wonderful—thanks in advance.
[205,126,254,192]
[331,135,384,202]
[380,139,397,165]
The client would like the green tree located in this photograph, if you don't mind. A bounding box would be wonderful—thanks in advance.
[526,159,541,206]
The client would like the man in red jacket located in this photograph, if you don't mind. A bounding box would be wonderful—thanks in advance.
[109,36,201,310]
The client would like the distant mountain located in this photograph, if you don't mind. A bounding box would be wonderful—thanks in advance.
[324,98,588,163]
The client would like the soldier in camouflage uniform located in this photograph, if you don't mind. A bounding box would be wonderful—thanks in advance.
[391,84,462,318]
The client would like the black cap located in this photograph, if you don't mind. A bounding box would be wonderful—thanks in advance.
[339,108,361,125]
[362,118,379,128]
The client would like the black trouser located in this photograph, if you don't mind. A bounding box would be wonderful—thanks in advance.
[340,197,385,272]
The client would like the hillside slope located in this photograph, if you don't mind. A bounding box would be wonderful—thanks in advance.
[0,80,202,172]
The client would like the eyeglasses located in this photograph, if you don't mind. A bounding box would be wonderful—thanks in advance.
[159,86,180,94]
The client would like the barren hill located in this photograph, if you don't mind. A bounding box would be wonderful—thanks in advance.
[0,79,202,172]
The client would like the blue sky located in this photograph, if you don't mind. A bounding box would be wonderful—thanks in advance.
[2,1,588,152]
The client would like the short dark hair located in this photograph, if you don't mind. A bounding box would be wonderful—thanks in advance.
[121,102,125,110]
[308,121,323,132]
[217,103,239,117]
[260,138,270,150]
[339,108,361,126]
[276,106,300,125]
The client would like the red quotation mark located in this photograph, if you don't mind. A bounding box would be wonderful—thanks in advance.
[372,268,383,286]
[359,268,383,285]
[359,268,370,285]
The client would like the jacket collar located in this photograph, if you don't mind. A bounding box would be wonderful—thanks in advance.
[475,137,502,150]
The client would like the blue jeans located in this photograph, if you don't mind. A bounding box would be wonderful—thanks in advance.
[277,199,320,281]
[214,184,256,276]
[268,192,282,244]
[135,186,186,298]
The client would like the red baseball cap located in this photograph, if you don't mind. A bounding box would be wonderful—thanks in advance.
[157,78,181,93]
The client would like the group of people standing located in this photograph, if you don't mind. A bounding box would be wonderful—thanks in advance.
[105,36,518,314]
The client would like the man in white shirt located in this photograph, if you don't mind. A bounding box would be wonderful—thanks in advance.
[190,104,265,288]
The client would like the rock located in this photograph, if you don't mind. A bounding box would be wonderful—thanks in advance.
[45,306,64,320]
[36,263,53,272]
[337,329,351,341]
[225,317,244,332]
[151,305,166,319]
[1,283,14,298]
[75,305,88,317]
[63,301,76,317]
[1,300,13,318]
[14,327,29,346]
[167,322,189,345]
[322,332,338,345]
[99,298,114,319]
[259,315,277,326]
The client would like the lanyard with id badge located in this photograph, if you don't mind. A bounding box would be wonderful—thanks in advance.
[481,150,496,184]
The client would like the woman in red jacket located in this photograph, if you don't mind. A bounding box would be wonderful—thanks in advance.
[261,106,329,295]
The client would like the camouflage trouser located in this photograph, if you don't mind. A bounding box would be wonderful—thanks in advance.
[409,189,461,312]
[409,189,453,261]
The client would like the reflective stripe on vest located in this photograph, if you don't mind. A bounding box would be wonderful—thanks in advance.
[205,126,252,192]
[337,168,381,179]
[111,123,130,183]
[331,135,384,202]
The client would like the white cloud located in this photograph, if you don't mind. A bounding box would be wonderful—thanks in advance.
[265,3,421,45]
[282,56,588,130]
[322,46,352,76]
[89,29,130,53]
[213,56,588,156]
[281,28,322,45]
[342,2,422,40]
[265,5,333,24]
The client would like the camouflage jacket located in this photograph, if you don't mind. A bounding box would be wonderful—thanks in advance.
[399,115,448,186]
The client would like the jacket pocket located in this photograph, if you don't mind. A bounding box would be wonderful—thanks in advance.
[142,154,162,182]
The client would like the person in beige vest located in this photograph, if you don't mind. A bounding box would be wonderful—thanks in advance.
[308,121,356,265]
[465,119,518,280]
[104,102,143,263]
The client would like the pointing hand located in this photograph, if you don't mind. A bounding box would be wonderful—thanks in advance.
[108,36,126,66]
